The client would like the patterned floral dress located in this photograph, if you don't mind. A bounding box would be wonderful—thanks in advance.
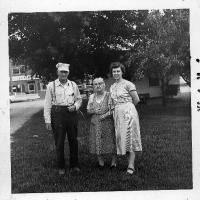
[110,79,142,155]
[87,92,116,155]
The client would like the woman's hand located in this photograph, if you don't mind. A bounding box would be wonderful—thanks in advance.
[87,107,101,114]
[99,111,110,120]
[99,114,106,120]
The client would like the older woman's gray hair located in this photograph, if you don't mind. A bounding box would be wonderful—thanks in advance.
[93,77,105,85]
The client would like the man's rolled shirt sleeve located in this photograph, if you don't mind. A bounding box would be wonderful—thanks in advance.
[44,83,53,123]
[73,82,82,110]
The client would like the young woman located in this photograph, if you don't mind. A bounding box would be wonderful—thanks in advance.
[109,62,142,175]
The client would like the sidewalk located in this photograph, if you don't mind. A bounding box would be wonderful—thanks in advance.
[10,99,44,136]
[10,93,40,103]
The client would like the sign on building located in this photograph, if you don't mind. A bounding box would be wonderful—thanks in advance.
[11,75,39,81]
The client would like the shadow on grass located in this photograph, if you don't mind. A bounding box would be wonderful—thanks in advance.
[11,98,192,193]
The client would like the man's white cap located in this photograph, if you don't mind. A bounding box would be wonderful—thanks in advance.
[56,63,70,72]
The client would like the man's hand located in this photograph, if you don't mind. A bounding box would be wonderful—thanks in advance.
[68,105,76,112]
[46,123,52,131]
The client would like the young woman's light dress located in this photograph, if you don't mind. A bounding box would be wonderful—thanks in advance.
[110,79,142,155]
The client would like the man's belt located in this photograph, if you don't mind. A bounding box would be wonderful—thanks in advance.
[51,105,74,112]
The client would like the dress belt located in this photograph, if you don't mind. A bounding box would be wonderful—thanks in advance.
[115,101,132,106]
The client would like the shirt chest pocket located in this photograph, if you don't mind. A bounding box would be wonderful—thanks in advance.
[56,87,74,96]
[65,87,74,96]
[54,86,75,104]
[65,89,75,104]
[55,89,64,103]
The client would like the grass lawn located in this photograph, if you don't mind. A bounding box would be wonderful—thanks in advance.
[11,96,192,193]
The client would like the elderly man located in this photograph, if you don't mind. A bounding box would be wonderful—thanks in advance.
[44,63,82,175]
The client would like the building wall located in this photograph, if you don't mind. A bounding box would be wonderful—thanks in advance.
[179,76,190,93]
[135,75,189,98]
[134,77,149,94]
[9,60,42,95]
[168,75,190,93]
[10,79,41,94]
[168,75,180,85]
[135,76,162,98]
[149,86,162,97]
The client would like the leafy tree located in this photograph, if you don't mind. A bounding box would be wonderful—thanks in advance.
[130,9,190,106]
[8,10,149,80]
[9,12,85,80]
[80,10,149,76]
[9,10,190,106]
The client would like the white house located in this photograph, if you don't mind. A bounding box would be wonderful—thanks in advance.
[135,75,190,98]
[105,75,190,101]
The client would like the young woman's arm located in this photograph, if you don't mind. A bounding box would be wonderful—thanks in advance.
[130,90,140,106]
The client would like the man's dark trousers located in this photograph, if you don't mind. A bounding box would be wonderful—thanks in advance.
[51,105,78,169]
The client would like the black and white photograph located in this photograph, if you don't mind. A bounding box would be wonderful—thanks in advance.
[0,0,200,199]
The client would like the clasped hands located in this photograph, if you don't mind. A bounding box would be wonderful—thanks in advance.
[68,105,76,112]
[99,112,109,121]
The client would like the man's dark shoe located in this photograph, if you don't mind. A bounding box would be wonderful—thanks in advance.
[71,167,81,173]
[96,163,105,169]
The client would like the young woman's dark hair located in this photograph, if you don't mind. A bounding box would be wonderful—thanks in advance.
[110,62,126,75]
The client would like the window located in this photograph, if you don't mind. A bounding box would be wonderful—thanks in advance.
[12,86,17,93]
[12,85,21,92]
[21,84,25,92]
[12,68,20,75]
[37,82,41,90]
[149,76,160,87]
[20,65,26,73]
[29,84,35,91]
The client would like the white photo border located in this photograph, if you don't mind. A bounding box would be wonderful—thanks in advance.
[0,0,200,199]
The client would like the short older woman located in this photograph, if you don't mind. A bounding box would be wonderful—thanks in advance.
[87,78,116,168]
[109,62,142,175]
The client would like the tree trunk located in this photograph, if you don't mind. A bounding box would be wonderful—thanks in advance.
[161,77,167,107]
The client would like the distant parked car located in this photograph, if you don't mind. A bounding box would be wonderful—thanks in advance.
[78,84,93,99]
[9,92,40,103]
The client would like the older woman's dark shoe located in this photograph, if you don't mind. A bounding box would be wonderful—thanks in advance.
[110,163,117,169]
[96,163,105,169]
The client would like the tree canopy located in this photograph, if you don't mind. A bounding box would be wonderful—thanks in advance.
[133,9,190,83]
[9,9,190,87]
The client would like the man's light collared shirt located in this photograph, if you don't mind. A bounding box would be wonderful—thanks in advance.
[44,79,82,123]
